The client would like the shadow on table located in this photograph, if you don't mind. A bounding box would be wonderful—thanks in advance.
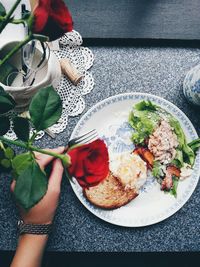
[1,251,200,267]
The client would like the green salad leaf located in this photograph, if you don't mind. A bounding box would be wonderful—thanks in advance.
[129,103,160,145]
[172,149,184,168]
[152,161,164,178]
[168,117,195,166]
[182,144,195,166]
[170,176,179,197]
[188,138,200,153]
[135,100,157,111]
[168,117,185,148]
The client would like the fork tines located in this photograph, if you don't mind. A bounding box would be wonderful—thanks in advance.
[68,129,98,147]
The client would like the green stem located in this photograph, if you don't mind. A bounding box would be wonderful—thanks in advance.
[29,131,38,144]
[0,136,71,166]
[0,0,22,33]
[0,35,32,67]
[29,145,70,165]
[0,136,27,149]
[11,19,25,25]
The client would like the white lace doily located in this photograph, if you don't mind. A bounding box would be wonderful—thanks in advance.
[6,30,94,140]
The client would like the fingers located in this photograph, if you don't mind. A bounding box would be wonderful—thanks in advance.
[48,159,64,193]
[35,146,65,169]
[10,180,16,192]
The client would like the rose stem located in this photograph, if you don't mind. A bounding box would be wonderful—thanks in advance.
[0,136,70,165]
[0,0,22,33]
[0,35,32,67]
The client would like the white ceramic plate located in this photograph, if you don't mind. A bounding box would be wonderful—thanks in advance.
[70,93,200,227]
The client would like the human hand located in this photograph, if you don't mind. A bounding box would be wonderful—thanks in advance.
[11,147,65,224]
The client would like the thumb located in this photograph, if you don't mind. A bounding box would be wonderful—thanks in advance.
[48,159,64,193]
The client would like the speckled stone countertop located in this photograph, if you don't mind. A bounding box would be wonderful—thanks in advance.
[0,47,200,252]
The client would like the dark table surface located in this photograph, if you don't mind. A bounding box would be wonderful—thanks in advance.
[65,0,200,40]
[1,46,200,252]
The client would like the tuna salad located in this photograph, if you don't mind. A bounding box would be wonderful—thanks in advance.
[129,100,200,197]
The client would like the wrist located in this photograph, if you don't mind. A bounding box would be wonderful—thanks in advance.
[18,220,53,236]
[19,233,48,243]
[11,235,48,267]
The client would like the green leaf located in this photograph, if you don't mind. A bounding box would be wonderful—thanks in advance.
[129,107,159,145]
[188,138,200,153]
[168,116,195,166]
[188,138,200,147]
[0,116,10,135]
[172,149,184,168]
[0,143,12,172]
[170,177,179,198]
[13,117,29,141]
[14,160,48,210]
[0,3,6,16]
[29,86,62,131]
[168,117,186,148]
[0,86,16,114]
[12,152,33,177]
[1,158,11,168]
[182,144,195,166]
[152,161,164,178]
[4,147,14,159]
[0,148,4,159]
[0,62,18,85]
[135,100,157,111]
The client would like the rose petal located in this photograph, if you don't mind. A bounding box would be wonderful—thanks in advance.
[67,139,109,188]
[32,0,73,41]
[50,0,73,32]
[33,0,50,32]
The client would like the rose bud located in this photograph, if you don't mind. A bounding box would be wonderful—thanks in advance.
[67,139,109,188]
[32,0,73,41]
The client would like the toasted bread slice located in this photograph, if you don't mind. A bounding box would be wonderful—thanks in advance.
[84,172,138,209]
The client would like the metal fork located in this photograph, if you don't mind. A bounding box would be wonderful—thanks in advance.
[68,129,98,148]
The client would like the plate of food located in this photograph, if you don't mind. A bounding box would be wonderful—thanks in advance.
[70,93,200,227]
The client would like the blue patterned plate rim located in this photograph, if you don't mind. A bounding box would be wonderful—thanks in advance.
[69,92,200,227]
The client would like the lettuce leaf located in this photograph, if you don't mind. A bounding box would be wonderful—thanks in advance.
[169,177,179,198]
[188,138,200,153]
[135,100,157,111]
[168,117,185,148]
[129,103,160,145]
[172,149,184,168]
[168,117,195,166]
[152,161,164,178]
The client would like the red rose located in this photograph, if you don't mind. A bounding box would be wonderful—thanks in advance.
[68,139,109,188]
[33,0,73,41]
